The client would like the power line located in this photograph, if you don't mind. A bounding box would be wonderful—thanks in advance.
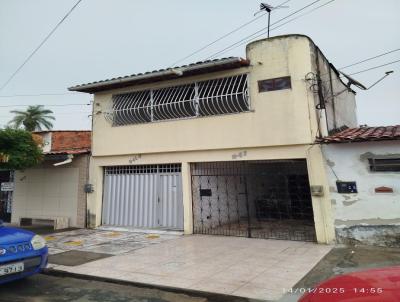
[339,48,400,70]
[168,0,291,67]
[317,58,399,87]
[206,1,397,78]
[168,14,268,67]
[0,0,83,91]
[0,92,80,98]
[347,59,400,75]
[211,0,336,59]
[205,0,325,60]
[0,103,90,108]
[0,111,91,118]
[258,0,336,38]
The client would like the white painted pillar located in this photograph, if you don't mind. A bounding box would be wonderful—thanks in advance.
[87,158,103,228]
[181,162,193,234]
[306,145,336,244]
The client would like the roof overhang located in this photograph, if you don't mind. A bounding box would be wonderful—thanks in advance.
[68,57,250,93]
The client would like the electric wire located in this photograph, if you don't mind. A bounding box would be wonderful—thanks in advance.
[249,0,336,43]
[0,103,90,108]
[204,0,325,60]
[0,92,80,98]
[0,0,83,91]
[168,0,292,68]
[339,48,400,70]
[167,13,268,67]
[347,59,400,75]
[4,49,398,98]
[317,58,400,86]
[209,0,337,59]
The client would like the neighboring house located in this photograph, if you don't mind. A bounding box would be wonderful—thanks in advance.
[11,131,91,228]
[69,34,358,244]
[320,126,400,247]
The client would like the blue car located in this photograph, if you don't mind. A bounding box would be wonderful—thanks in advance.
[0,220,48,284]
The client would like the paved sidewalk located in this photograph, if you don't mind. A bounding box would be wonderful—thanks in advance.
[44,228,181,256]
[49,233,332,301]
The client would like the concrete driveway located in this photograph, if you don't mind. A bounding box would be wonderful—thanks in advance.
[48,230,332,301]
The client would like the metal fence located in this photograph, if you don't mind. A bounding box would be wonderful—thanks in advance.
[191,161,316,242]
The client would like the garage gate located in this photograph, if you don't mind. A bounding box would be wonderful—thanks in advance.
[102,164,183,230]
[191,160,316,241]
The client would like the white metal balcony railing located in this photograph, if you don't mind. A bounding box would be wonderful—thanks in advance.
[105,74,249,126]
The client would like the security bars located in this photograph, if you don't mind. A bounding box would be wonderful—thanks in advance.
[191,160,317,242]
[110,74,249,126]
[105,164,182,175]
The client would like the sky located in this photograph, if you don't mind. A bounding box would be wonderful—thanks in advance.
[0,0,399,130]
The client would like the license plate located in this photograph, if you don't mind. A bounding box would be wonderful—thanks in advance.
[0,262,24,276]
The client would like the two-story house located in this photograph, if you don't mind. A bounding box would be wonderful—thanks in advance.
[70,35,357,244]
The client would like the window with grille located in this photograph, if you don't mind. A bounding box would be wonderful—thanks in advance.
[111,74,249,126]
[368,158,400,172]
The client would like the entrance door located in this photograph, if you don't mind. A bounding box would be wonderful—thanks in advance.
[102,164,183,230]
[0,171,13,223]
[158,174,183,229]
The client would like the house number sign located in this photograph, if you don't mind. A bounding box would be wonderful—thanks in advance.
[128,155,141,164]
[1,182,14,192]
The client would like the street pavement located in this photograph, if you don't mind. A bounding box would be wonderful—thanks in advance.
[0,273,247,302]
[17,227,400,302]
[1,226,399,302]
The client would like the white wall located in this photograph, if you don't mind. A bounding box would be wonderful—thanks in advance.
[12,167,79,227]
[313,48,358,133]
[323,141,400,246]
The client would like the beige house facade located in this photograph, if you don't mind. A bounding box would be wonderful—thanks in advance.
[10,131,91,228]
[70,35,357,244]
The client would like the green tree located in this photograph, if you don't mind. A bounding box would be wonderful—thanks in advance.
[0,128,43,170]
[9,105,55,131]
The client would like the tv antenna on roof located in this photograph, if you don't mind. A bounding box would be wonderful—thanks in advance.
[340,70,394,91]
[254,3,288,38]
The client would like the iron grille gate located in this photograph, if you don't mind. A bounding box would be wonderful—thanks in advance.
[191,161,317,242]
[102,164,184,230]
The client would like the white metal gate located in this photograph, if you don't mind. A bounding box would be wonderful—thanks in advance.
[102,164,183,230]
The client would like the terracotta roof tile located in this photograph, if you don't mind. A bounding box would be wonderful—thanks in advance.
[50,131,91,154]
[319,125,400,143]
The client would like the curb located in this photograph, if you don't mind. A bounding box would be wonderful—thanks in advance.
[43,268,267,302]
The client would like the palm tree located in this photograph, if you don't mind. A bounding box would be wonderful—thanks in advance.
[9,105,55,132]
